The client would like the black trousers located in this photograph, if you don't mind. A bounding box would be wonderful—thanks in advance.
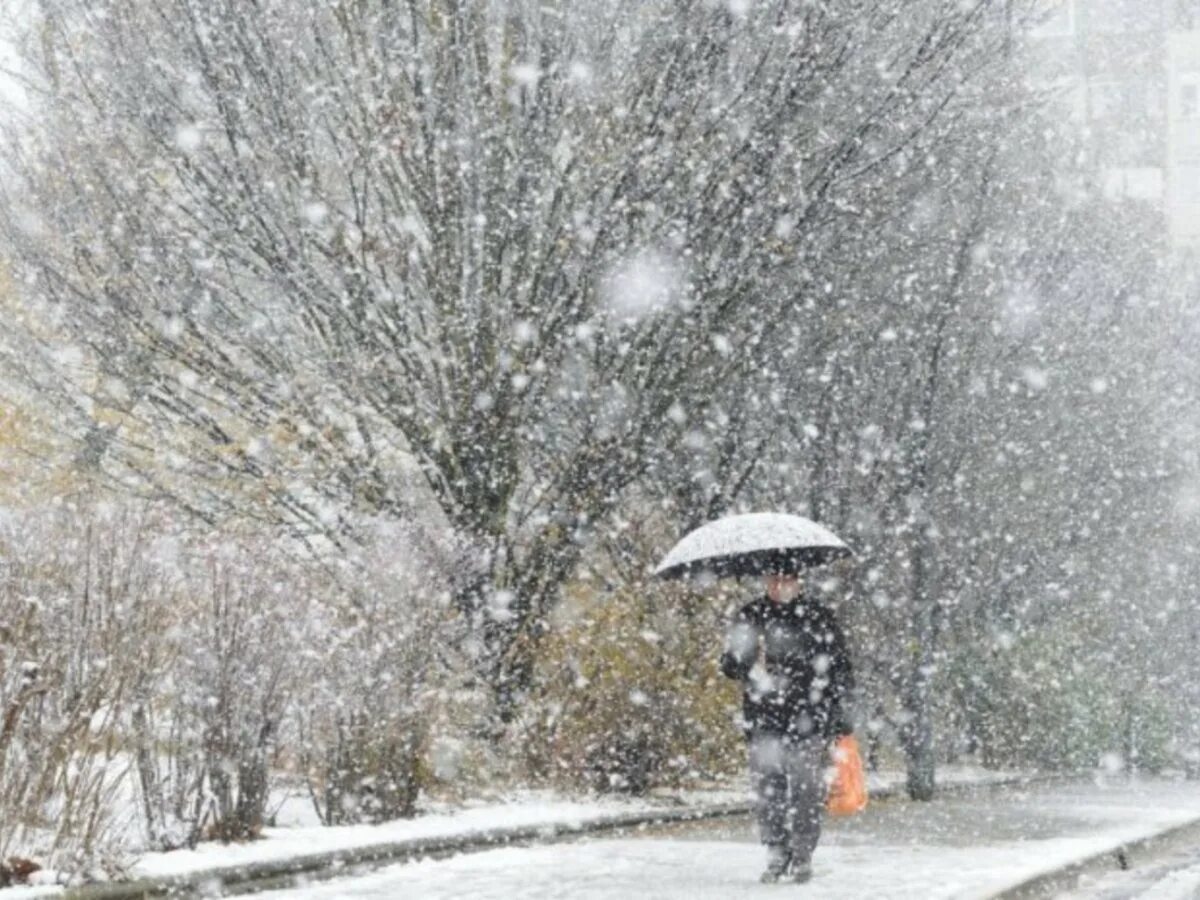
[748,734,827,864]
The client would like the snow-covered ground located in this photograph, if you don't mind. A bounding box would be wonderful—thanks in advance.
[0,888,59,900]
[1063,842,1200,899]
[1077,863,1200,900]
[131,792,687,880]
[257,779,1200,900]
[5,770,1189,899]
[1127,865,1200,900]
[0,765,1020,895]
[126,764,1015,881]
[0,789,685,896]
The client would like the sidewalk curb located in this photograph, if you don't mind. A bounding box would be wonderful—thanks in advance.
[60,774,1045,899]
[64,803,754,899]
[990,813,1200,899]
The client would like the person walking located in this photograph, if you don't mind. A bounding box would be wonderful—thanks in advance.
[720,572,855,884]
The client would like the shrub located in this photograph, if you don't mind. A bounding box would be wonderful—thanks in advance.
[0,502,153,875]
[948,633,1173,773]
[524,580,742,794]
[296,520,452,824]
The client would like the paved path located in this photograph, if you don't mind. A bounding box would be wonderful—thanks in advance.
[1063,844,1200,899]
[260,780,1200,899]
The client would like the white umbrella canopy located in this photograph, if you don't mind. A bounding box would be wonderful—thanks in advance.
[654,512,852,581]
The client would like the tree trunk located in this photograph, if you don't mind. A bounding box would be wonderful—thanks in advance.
[474,529,584,734]
[902,661,937,801]
[1121,695,1137,775]
[902,537,937,802]
[131,701,166,848]
[455,541,569,738]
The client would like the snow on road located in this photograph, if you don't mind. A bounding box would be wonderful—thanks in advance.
[1134,865,1200,900]
[130,794,686,880]
[262,780,1200,900]
[258,838,1058,900]
[123,767,1001,882]
[1065,848,1200,899]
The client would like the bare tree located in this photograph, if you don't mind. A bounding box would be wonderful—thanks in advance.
[0,0,1024,722]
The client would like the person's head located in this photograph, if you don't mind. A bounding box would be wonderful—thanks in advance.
[764,573,802,604]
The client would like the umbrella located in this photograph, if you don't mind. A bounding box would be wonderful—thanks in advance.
[653,512,852,580]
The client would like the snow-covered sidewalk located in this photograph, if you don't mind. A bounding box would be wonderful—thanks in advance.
[256,778,1200,900]
[0,765,1025,898]
[2,793,706,900]
[125,765,1019,881]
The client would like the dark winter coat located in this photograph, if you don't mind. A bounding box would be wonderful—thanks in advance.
[720,596,854,742]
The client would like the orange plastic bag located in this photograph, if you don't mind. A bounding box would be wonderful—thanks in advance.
[826,735,868,816]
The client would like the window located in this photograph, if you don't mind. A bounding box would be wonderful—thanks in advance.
[1183,83,1199,119]
[1088,0,1157,33]
[1088,79,1121,120]
[1176,166,1200,203]
[1087,78,1161,123]
[1175,0,1200,30]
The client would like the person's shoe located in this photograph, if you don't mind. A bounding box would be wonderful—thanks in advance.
[787,861,814,884]
[759,847,791,883]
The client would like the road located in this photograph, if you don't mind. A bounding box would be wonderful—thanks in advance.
[249,780,1200,899]
[1063,844,1200,899]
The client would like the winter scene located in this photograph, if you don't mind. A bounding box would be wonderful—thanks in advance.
[1,0,1200,897]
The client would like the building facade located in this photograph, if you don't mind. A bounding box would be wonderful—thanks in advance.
[1031,0,1200,251]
